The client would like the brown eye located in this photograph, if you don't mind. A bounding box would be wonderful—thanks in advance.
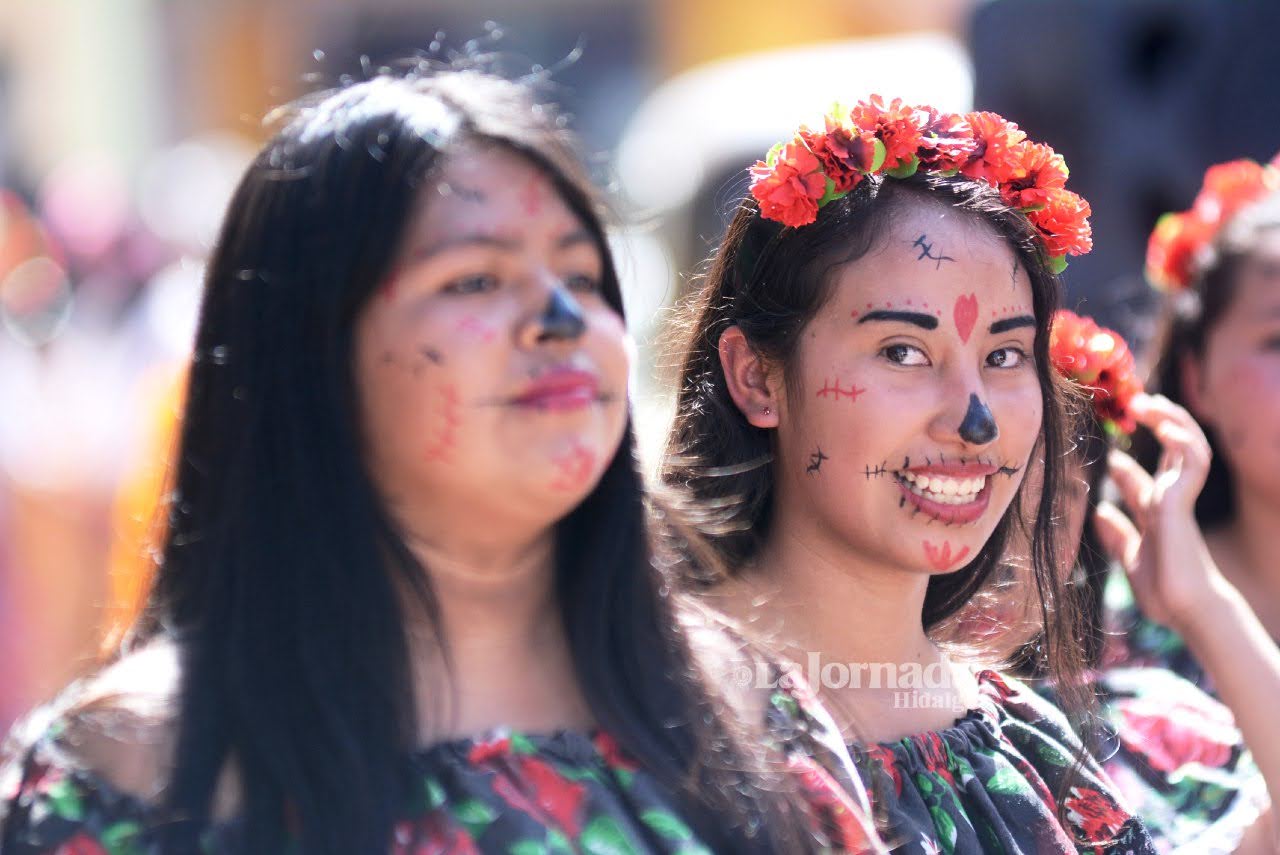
[882,343,929,366]
[987,347,1027,368]
[564,273,601,294]
[443,274,498,295]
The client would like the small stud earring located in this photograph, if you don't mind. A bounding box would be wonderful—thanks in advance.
[762,407,772,415]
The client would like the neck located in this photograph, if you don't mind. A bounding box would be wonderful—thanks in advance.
[1220,484,1280,588]
[748,523,937,670]
[403,529,592,741]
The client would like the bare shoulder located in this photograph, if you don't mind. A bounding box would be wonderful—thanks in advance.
[42,639,183,802]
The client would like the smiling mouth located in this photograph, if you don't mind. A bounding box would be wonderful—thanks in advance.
[892,462,997,524]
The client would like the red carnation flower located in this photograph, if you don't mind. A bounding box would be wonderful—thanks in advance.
[916,108,977,172]
[749,136,828,227]
[1063,786,1129,843]
[961,111,1028,185]
[1194,159,1271,225]
[1030,188,1093,258]
[1000,142,1069,210]
[1049,310,1142,434]
[801,116,877,192]
[1145,211,1211,292]
[850,95,925,170]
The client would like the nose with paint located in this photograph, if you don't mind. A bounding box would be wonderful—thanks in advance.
[958,393,998,446]
[535,287,587,343]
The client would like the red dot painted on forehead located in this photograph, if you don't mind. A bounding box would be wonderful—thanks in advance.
[906,299,913,305]
[850,310,860,319]
[866,303,873,309]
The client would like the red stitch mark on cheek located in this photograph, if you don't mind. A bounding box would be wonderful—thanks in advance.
[550,440,596,491]
[922,540,970,571]
[953,293,978,344]
[456,316,496,342]
[816,377,866,402]
[423,385,462,463]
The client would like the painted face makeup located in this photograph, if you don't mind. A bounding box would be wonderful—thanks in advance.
[354,146,631,541]
[1188,231,1280,502]
[766,199,1042,576]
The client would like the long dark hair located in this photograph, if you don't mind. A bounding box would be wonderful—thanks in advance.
[1140,192,1280,527]
[70,70,818,854]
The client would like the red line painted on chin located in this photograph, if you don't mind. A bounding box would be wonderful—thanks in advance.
[550,440,596,491]
[953,293,978,344]
[423,385,461,463]
[923,539,970,571]
[816,377,866,403]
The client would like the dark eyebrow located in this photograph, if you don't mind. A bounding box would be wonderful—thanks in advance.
[989,315,1036,335]
[857,310,939,330]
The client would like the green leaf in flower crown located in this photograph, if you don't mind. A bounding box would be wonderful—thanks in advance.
[765,142,783,167]
[869,138,887,174]
[1047,254,1069,275]
[885,154,921,179]
[817,177,848,209]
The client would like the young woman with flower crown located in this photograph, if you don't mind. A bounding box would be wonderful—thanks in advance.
[959,310,1277,852]
[1118,156,1280,696]
[0,69,877,855]
[663,96,1157,853]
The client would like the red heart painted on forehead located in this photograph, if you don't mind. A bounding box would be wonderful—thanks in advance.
[953,293,978,344]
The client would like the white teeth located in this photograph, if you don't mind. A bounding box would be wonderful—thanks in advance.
[896,472,987,505]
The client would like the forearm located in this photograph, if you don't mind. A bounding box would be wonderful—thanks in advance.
[1179,581,1280,821]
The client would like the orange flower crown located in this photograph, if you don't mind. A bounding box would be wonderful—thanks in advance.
[747,96,1093,273]
[1145,154,1280,292]
[1049,310,1142,436]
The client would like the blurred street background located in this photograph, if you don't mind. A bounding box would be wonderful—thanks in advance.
[1,0,1278,730]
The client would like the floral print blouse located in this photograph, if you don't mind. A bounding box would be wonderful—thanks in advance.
[851,670,1156,854]
[0,676,876,855]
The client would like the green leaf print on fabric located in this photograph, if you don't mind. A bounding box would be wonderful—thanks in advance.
[100,820,146,855]
[424,777,446,810]
[986,765,1029,797]
[928,805,958,855]
[580,815,639,855]
[547,828,574,854]
[455,798,498,836]
[510,841,549,855]
[45,775,86,822]
[1035,742,1068,768]
[509,733,539,755]
[640,809,693,841]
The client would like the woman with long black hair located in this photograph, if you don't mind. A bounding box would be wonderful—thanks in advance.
[0,69,873,854]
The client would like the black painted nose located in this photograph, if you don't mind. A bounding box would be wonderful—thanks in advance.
[537,288,586,342]
[958,393,998,445]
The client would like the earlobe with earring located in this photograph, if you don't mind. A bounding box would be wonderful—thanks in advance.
[762,407,771,416]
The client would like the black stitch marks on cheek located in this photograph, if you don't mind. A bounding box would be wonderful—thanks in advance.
[420,346,444,365]
[912,234,956,270]
[997,464,1021,478]
[807,447,829,475]
[864,461,890,480]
